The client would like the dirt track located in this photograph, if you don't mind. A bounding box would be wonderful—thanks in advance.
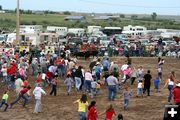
[0,57,179,120]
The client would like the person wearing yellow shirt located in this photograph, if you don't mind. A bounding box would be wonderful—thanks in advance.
[0,91,9,112]
[74,94,88,120]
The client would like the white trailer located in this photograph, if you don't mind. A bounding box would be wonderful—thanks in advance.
[47,26,68,36]
[68,28,85,36]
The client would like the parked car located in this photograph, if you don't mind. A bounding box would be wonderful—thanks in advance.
[68,37,83,45]
[100,36,110,47]
[0,34,7,43]
[162,41,176,46]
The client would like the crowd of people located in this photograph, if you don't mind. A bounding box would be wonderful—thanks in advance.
[0,46,179,120]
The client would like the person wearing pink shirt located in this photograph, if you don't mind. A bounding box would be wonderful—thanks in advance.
[84,69,93,93]
[123,66,131,84]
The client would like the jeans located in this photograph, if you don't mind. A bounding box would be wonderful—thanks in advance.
[168,85,174,102]
[91,88,96,98]
[96,73,100,80]
[124,99,129,109]
[79,112,86,120]
[75,77,81,90]
[2,76,8,83]
[85,80,91,93]
[138,74,142,81]
[66,85,71,94]
[124,75,130,83]
[31,64,36,75]
[0,99,9,111]
[137,88,143,95]
[34,99,41,113]
[11,93,29,107]
[108,85,117,101]
[42,79,46,88]
[131,77,136,85]
[155,84,159,93]
[143,84,150,96]
[41,67,47,73]
[50,85,57,96]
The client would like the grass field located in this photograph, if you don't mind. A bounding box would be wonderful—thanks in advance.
[1,12,180,31]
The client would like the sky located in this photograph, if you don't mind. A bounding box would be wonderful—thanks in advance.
[0,0,180,15]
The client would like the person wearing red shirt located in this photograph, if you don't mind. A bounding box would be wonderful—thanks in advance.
[10,85,31,108]
[100,104,116,120]
[23,79,28,87]
[7,62,17,75]
[87,101,98,120]
[173,83,180,105]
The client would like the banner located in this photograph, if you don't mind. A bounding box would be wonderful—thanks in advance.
[45,46,55,54]
[0,48,14,56]
[19,46,30,52]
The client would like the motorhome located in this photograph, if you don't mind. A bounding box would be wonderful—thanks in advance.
[6,33,39,45]
[47,26,68,37]
[123,25,147,36]
[20,33,40,45]
[68,28,85,36]
[19,25,43,33]
[40,32,59,45]
[6,33,16,44]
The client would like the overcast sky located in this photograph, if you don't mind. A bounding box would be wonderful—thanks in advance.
[1,0,180,15]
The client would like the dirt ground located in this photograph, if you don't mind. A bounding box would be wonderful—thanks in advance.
[0,57,179,120]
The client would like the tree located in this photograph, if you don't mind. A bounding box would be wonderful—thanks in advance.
[0,5,2,10]
[151,12,157,20]
[120,14,125,18]
[131,15,138,19]
[63,11,71,15]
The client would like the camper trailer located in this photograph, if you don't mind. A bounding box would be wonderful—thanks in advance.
[6,33,39,45]
[68,28,85,36]
[123,25,147,36]
[47,26,68,37]
[19,25,43,33]
[40,32,59,45]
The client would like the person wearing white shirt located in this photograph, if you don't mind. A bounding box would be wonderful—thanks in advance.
[137,80,143,97]
[1,66,7,83]
[15,77,24,94]
[41,73,46,88]
[33,84,46,114]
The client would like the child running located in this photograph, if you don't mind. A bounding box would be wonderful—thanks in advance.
[33,84,46,114]
[73,94,89,120]
[124,86,132,110]
[137,80,143,97]
[10,85,31,108]
[0,90,9,112]
[154,77,160,93]
[64,74,73,95]
[100,104,116,120]
[50,76,58,96]
[87,101,98,120]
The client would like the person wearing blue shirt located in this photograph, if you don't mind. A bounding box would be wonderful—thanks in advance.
[95,62,102,80]
[102,58,109,71]
[154,77,160,93]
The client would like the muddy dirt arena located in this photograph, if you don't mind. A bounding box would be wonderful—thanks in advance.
[0,57,179,120]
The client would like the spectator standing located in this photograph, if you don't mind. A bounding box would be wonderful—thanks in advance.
[143,70,152,96]
[33,84,46,114]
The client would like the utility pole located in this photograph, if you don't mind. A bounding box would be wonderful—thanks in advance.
[16,0,20,45]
